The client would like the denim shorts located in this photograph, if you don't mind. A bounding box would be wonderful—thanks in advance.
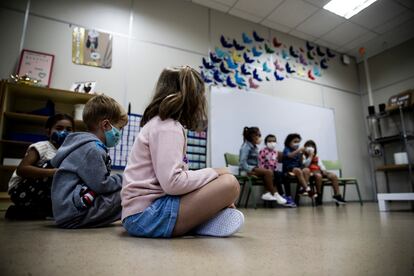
[122,195,180,238]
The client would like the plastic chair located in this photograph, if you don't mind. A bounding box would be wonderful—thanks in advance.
[321,160,363,205]
[224,153,262,208]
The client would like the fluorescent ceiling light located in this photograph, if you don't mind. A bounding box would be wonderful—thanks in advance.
[323,0,378,19]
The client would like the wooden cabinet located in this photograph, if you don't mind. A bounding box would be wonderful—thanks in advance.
[0,81,94,198]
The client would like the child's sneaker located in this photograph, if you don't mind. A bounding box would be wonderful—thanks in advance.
[261,192,277,201]
[283,196,297,208]
[194,208,244,237]
[308,190,318,198]
[298,187,308,196]
[273,193,287,205]
[333,195,346,205]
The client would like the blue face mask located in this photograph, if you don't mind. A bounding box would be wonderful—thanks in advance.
[104,123,121,148]
[51,130,69,147]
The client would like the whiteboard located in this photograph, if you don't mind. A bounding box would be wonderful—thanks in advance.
[210,87,338,168]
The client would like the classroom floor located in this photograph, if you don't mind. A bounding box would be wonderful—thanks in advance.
[0,203,413,276]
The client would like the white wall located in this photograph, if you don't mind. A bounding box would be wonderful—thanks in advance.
[0,0,373,201]
[359,38,414,194]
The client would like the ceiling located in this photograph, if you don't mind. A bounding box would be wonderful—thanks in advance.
[191,0,414,59]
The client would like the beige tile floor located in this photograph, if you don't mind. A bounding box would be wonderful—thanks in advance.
[0,203,413,276]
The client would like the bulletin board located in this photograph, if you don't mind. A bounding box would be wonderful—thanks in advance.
[109,113,207,170]
[210,86,339,168]
[109,113,142,170]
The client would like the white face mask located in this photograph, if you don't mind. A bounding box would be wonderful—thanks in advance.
[306,147,315,154]
[267,142,276,150]
[256,138,262,145]
[292,143,300,149]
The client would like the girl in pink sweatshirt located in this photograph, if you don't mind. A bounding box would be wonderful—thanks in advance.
[121,66,244,238]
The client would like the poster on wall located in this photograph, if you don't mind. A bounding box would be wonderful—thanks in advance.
[70,81,97,94]
[17,49,54,87]
[72,27,112,69]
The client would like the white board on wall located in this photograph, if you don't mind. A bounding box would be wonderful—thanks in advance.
[210,87,339,168]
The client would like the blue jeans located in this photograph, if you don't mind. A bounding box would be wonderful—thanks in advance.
[123,195,180,238]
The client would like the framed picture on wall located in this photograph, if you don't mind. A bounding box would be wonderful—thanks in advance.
[17,49,54,87]
[70,81,97,94]
[72,27,112,69]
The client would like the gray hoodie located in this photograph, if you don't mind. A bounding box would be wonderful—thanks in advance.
[51,132,122,227]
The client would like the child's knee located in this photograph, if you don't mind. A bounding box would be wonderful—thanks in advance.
[292,168,301,175]
[220,174,240,197]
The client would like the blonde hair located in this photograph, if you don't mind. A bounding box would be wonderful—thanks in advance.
[83,94,128,130]
[141,66,207,131]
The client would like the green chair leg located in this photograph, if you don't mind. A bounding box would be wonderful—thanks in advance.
[244,178,253,208]
[355,181,363,206]
[237,180,246,207]
[343,183,347,199]
[244,177,258,209]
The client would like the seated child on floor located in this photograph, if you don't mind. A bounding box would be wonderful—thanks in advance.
[121,66,244,238]
[6,114,74,220]
[51,95,128,228]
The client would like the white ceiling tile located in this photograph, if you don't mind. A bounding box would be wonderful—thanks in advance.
[289,29,316,41]
[261,19,291,33]
[374,10,414,34]
[229,8,263,23]
[314,39,340,50]
[209,0,238,6]
[394,0,414,9]
[349,0,405,29]
[321,21,368,46]
[296,9,345,38]
[339,31,378,52]
[192,0,231,12]
[233,0,284,18]
[265,0,319,28]
[352,18,414,59]
[302,0,331,8]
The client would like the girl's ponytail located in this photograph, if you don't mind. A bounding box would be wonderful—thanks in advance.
[243,127,249,141]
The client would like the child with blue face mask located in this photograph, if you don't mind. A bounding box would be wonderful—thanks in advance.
[50,95,128,228]
[6,114,74,220]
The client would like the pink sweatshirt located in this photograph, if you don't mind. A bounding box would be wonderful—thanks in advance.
[121,116,218,220]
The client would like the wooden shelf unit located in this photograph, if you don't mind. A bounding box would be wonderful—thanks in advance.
[0,81,94,193]
[376,164,412,172]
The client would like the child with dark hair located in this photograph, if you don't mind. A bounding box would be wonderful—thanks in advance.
[282,133,313,197]
[5,114,75,220]
[303,140,346,205]
[259,134,296,207]
[239,127,287,204]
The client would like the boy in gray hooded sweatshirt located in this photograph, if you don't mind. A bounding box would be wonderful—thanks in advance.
[51,95,128,228]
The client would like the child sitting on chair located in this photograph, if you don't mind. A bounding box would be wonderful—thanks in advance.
[302,140,346,205]
[282,133,314,197]
[240,127,286,205]
[259,134,296,207]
